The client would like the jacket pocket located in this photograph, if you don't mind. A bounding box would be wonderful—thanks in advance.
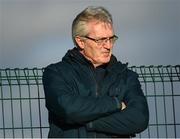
[108,78,126,101]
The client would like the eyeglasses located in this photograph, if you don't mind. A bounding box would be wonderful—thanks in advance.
[82,35,118,45]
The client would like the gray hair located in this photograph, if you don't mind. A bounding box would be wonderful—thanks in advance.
[72,6,113,47]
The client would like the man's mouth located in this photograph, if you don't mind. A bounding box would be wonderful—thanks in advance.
[102,52,110,56]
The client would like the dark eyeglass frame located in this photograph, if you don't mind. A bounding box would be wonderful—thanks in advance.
[82,35,118,45]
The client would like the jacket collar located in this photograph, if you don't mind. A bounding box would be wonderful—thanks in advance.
[62,47,128,74]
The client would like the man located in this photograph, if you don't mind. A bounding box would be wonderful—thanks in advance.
[43,6,149,138]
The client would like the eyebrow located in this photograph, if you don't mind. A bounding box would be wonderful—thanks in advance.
[85,35,116,40]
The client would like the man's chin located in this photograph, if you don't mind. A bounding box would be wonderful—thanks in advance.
[95,56,111,65]
[102,57,111,64]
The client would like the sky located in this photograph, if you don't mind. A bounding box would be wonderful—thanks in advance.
[0,0,180,68]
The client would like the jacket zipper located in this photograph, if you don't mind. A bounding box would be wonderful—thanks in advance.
[89,67,98,138]
[89,67,99,97]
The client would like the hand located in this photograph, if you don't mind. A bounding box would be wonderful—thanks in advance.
[121,102,126,110]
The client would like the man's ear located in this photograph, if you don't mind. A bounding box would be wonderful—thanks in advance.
[75,36,85,49]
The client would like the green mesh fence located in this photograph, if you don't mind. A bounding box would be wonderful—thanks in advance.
[0,65,180,138]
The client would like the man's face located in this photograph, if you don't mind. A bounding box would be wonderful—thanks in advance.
[77,21,115,67]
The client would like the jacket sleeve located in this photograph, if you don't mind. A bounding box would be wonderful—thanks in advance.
[42,65,119,125]
[86,71,149,135]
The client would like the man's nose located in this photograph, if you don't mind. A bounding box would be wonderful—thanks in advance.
[103,40,113,49]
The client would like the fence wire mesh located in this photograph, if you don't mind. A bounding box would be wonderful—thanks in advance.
[0,65,180,138]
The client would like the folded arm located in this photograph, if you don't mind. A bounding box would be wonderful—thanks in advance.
[86,72,149,135]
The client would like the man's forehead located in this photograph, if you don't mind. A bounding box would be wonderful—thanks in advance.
[87,21,114,36]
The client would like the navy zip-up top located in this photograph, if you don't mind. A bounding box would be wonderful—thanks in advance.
[42,47,149,138]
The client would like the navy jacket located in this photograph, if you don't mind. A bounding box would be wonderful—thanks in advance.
[43,47,149,138]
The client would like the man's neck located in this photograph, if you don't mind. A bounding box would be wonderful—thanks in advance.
[79,50,100,68]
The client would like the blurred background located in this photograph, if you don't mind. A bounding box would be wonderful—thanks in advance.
[0,0,179,68]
